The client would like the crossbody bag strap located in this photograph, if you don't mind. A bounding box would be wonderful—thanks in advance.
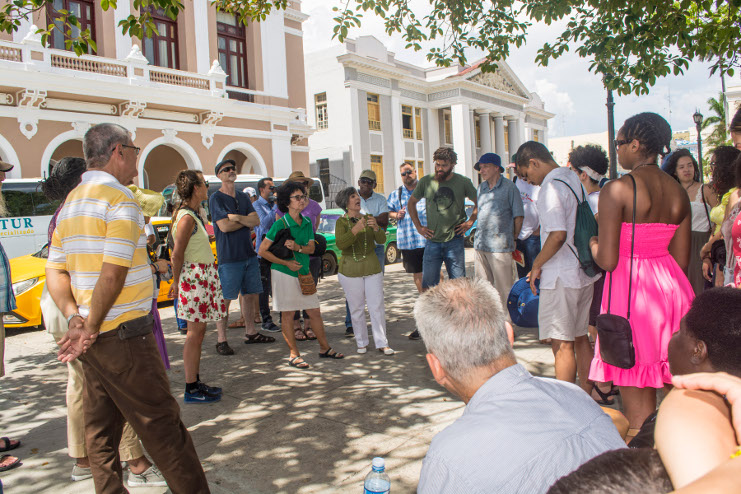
[553,178,584,261]
[700,184,712,234]
[605,174,637,318]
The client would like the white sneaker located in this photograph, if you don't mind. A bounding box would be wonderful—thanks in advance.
[382,347,395,355]
[71,463,93,481]
[127,465,168,487]
[357,347,367,354]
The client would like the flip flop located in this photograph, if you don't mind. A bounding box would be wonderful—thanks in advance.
[0,437,20,453]
[0,454,21,472]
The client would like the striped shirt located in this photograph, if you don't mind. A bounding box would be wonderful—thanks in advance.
[387,185,427,250]
[46,171,152,333]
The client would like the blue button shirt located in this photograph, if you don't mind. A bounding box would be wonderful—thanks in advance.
[418,364,625,494]
[387,184,427,250]
[253,195,276,256]
[474,176,524,253]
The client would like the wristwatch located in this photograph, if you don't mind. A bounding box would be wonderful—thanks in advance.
[67,312,82,327]
[298,244,303,253]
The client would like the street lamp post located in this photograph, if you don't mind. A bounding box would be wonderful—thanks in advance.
[693,110,704,183]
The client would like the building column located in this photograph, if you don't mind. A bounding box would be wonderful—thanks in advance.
[113,1,133,59]
[518,116,526,147]
[349,87,364,185]
[507,118,518,162]
[479,113,492,155]
[260,11,288,98]
[494,116,506,159]
[272,137,293,177]
[451,103,474,180]
[470,109,477,165]
[390,92,404,190]
[425,108,440,175]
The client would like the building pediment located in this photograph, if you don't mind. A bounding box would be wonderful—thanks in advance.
[467,70,528,98]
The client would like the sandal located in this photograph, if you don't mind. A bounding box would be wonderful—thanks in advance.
[304,328,317,340]
[227,319,245,329]
[0,454,20,472]
[0,437,20,453]
[294,329,307,341]
[244,333,276,344]
[591,384,615,406]
[215,341,234,355]
[288,356,310,369]
[319,348,344,359]
[253,317,262,324]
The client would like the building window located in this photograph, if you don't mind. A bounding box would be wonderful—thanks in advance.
[415,108,422,140]
[217,13,248,89]
[402,105,414,139]
[371,155,384,193]
[368,93,381,131]
[443,112,452,144]
[47,0,96,52]
[533,129,540,142]
[142,7,179,69]
[417,160,424,178]
[475,119,481,148]
[315,93,328,130]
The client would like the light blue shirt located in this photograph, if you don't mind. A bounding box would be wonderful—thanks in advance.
[474,175,524,253]
[253,195,276,256]
[360,191,389,246]
[418,364,625,494]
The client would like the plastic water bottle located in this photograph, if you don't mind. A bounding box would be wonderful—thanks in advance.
[363,457,390,493]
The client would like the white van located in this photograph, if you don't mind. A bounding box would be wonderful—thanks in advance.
[0,179,59,259]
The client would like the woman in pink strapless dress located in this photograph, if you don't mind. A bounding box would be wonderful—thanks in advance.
[589,112,693,441]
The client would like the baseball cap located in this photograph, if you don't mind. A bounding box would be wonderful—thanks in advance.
[474,153,503,172]
[359,170,377,182]
[243,186,257,197]
[0,161,14,172]
[214,159,236,175]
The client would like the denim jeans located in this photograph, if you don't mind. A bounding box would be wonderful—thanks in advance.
[422,235,466,289]
[516,235,541,280]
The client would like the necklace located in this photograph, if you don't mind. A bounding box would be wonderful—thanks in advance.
[347,214,368,262]
[632,163,655,173]
[683,180,697,192]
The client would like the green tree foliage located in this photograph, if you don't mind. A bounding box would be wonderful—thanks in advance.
[332,0,740,96]
[702,93,731,167]
[0,0,287,57]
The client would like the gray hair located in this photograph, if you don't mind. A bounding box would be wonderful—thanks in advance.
[414,277,515,382]
[83,123,130,169]
[335,186,358,212]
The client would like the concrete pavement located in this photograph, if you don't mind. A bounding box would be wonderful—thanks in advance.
[0,250,559,493]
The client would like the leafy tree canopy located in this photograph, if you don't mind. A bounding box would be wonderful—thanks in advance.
[1,0,738,96]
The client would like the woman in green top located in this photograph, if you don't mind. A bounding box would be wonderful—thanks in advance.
[169,170,226,403]
[335,187,394,355]
[258,182,344,368]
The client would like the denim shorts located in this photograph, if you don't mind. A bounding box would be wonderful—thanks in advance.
[217,256,263,300]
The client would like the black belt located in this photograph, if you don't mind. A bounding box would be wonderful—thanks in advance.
[97,314,153,340]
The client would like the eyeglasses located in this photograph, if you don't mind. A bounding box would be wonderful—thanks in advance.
[290,194,308,201]
[614,139,630,149]
[117,144,140,156]
[269,186,276,191]
[400,170,413,177]
[359,178,375,185]
[219,166,236,173]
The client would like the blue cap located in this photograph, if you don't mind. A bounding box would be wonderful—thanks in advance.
[507,276,540,328]
[215,159,236,175]
[475,153,503,171]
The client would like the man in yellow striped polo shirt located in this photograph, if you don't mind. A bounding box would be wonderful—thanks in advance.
[46,123,209,494]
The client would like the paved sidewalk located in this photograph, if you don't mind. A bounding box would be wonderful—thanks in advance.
[0,250,557,493]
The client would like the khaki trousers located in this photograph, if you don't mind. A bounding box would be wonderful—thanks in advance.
[42,286,143,460]
[81,328,209,494]
[474,250,516,317]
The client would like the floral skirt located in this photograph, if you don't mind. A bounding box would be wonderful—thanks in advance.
[176,262,227,323]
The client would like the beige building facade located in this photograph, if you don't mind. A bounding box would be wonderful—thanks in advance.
[0,0,312,190]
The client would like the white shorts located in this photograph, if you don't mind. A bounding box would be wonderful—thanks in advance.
[538,279,592,341]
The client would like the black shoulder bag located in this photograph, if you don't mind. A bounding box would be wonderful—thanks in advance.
[595,174,637,369]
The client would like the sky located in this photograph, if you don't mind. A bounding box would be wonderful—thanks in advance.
[300,0,729,138]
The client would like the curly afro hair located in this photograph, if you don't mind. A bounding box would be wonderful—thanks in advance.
[709,145,741,196]
[568,145,608,183]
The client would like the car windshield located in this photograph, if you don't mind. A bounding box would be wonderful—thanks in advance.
[317,215,340,234]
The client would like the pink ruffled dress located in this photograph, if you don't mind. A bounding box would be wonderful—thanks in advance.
[589,223,694,388]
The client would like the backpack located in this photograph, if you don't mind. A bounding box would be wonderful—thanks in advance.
[553,179,600,277]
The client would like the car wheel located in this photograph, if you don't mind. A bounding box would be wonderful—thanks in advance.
[385,242,399,265]
[465,229,475,248]
[322,252,338,275]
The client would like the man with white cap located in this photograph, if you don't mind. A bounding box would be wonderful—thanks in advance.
[474,153,524,315]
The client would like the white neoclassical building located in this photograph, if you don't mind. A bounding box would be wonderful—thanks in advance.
[304,36,554,196]
[0,0,313,190]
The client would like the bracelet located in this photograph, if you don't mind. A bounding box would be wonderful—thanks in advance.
[298,244,302,253]
[66,312,82,327]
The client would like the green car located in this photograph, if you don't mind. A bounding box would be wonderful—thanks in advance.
[316,208,400,275]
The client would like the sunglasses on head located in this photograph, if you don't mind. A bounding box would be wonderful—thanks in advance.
[220,166,236,173]
[400,170,413,177]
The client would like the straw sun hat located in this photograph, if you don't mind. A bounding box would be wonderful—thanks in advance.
[128,185,165,217]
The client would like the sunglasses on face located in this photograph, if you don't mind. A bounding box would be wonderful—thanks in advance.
[400,170,413,177]
[359,178,375,185]
[220,166,236,173]
[614,139,630,148]
[290,194,308,201]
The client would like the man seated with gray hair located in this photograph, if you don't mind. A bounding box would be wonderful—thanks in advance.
[415,278,624,494]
